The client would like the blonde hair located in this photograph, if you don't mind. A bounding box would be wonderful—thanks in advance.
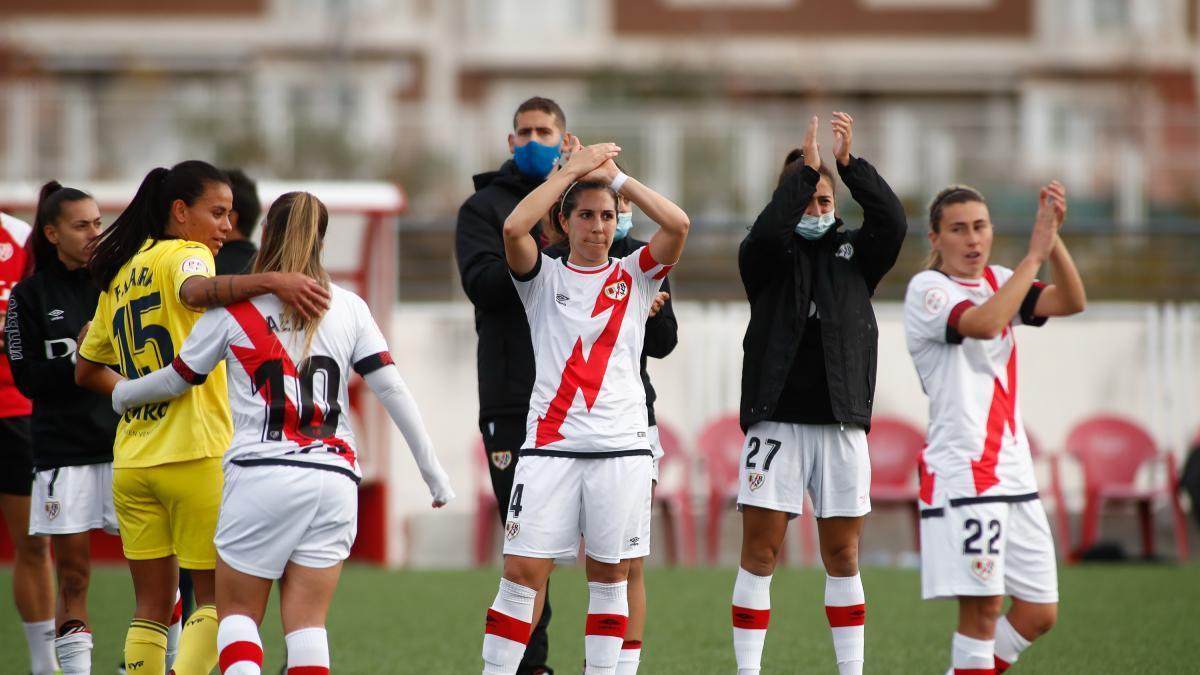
[925,184,985,270]
[254,191,330,357]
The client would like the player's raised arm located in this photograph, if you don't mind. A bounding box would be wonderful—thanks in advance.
[581,159,689,266]
[502,139,620,275]
[1030,183,1087,317]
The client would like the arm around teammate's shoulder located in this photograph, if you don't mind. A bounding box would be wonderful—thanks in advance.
[178,272,330,320]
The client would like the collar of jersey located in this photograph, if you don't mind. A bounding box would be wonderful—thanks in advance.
[948,273,983,288]
[561,258,612,274]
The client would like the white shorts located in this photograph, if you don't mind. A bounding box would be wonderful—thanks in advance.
[503,454,652,564]
[215,462,358,580]
[28,463,117,536]
[920,497,1059,603]
[736,421,871,518]
[648,425,663,484]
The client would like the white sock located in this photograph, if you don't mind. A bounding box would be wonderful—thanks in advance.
[482,579,535,675]
[584,581,628,675]
[952,632,995,673]
[217,614,262,675]
[731,567,772,675]
[285,627,330,674]
[23,619,58,675]
[825,574,866,674]
[55,629,93,675]
[993,616,1031,672]
[166,589,183,671]
[615,640,641,674]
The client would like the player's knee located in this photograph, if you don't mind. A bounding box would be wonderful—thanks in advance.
[741,543,779,576]
[15,534,50,563]
[1027,604,1058,637]
[821,541,859,576]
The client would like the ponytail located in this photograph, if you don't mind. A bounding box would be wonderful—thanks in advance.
[90,160,228,290]
[255,191,330,357]
[30,180,92,276]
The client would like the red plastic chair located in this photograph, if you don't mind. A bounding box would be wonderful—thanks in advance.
[653,419,697,565]
[866,416,925,551]
[1064,415,1189,562]
[1026,429,1073,562]
[696,414,816,565]
[473,440,501,565]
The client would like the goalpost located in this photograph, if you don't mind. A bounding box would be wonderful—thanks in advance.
[0,180,404,565]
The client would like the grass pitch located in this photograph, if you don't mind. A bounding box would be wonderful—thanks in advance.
[2,564,1195,673]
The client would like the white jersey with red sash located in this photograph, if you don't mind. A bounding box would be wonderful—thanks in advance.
[0,213,32,418]
[904,265,1048,506]
[171,283,393,482]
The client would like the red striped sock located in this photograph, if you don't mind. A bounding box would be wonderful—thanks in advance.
[285,627,330,675]
[216,615,262,675]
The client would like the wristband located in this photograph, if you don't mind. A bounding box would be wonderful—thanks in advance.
[610,171,629,194]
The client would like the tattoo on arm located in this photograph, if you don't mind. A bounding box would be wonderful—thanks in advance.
[204,280,220,306]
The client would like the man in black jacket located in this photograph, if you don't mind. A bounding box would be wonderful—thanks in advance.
[455,96,570,675]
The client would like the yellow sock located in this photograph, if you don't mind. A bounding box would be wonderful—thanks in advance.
[126,618,168,675]
[170,604,219,675]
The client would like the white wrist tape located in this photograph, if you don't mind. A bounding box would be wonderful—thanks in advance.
[610,171,629,194]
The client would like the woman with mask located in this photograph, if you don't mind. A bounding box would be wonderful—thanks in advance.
[108,191,455,675]
[545,184,677,675]
[5,182,118,674]
[905,182,1084,675]
[732,113,906,675]
[74,160,329,675]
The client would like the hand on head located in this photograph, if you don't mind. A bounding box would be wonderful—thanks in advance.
[563,136,621,181]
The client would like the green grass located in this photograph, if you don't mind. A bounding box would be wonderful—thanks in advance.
[2,564,1197,673]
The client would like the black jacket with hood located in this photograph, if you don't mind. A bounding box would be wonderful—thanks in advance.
[455,159,544,423]
[738,156,907,433]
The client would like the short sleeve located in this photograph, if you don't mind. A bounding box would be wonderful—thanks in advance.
[350,294,394,376]
[510,253,547,308]
[904,271,974,345]
[78,301,118,366]
[164,242,216,310]
[174,308,232,382]
[621,246,670,308]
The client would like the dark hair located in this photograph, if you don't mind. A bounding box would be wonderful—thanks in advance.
[777,148,837,191]
[556,180,617,227]
[926,184,987,269]
[30,181,93,275]
[224,168,261,238]
[90,160,229,289]
[513,96,566,132]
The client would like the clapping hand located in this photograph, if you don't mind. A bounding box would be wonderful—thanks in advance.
[831,111,853,166]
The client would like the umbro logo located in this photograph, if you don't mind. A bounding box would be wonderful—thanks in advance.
[48,309,65,321]
[628,536,640,547]
[555,293,569,306]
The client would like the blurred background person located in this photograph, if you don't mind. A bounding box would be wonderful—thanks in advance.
[215,169,262,276]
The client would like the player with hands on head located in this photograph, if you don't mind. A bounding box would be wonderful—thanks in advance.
[904,181,1084,675]
[108,191,453,675]
[732,112,907,675]
[482,139,688,675]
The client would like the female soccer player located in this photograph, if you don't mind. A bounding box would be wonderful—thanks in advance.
[732,113,906,675]
[74,161,330,675]
[107,191,455,675]
[545,185,677,675]
[0,209,56,675]
[905,182,1085,675]
[5,182,117,674]
[481,139,688,675]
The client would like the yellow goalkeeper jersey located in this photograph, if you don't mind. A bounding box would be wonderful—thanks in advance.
[80,238,232,468]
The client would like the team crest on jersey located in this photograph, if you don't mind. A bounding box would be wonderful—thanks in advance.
[490,451,513,471]
[603,280,629,302]
[970,556,995,581]
[180,256,209,275]
[504,520,520,540]
[0,243,12,262]
[44,500,60,521]
[747,472,765,492]
[836,243,854,260]
[924,287,949,314]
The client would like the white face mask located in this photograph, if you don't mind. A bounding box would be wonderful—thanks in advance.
[794,210,836,240]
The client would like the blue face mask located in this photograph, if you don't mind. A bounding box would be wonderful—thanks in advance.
[614,213,633,241]
[794,210,836,240]
[512,139,561,179]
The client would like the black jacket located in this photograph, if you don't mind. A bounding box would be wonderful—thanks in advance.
[545,234,679,425]
[215,239,257,275]
[455,160,545,422]
[739,156,906,433]
[5,258,118,469]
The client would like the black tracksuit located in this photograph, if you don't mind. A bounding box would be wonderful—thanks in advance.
[739,157,907,433]
[5,258,117,469]
[545,234,678,425]
[455,158,552,673]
